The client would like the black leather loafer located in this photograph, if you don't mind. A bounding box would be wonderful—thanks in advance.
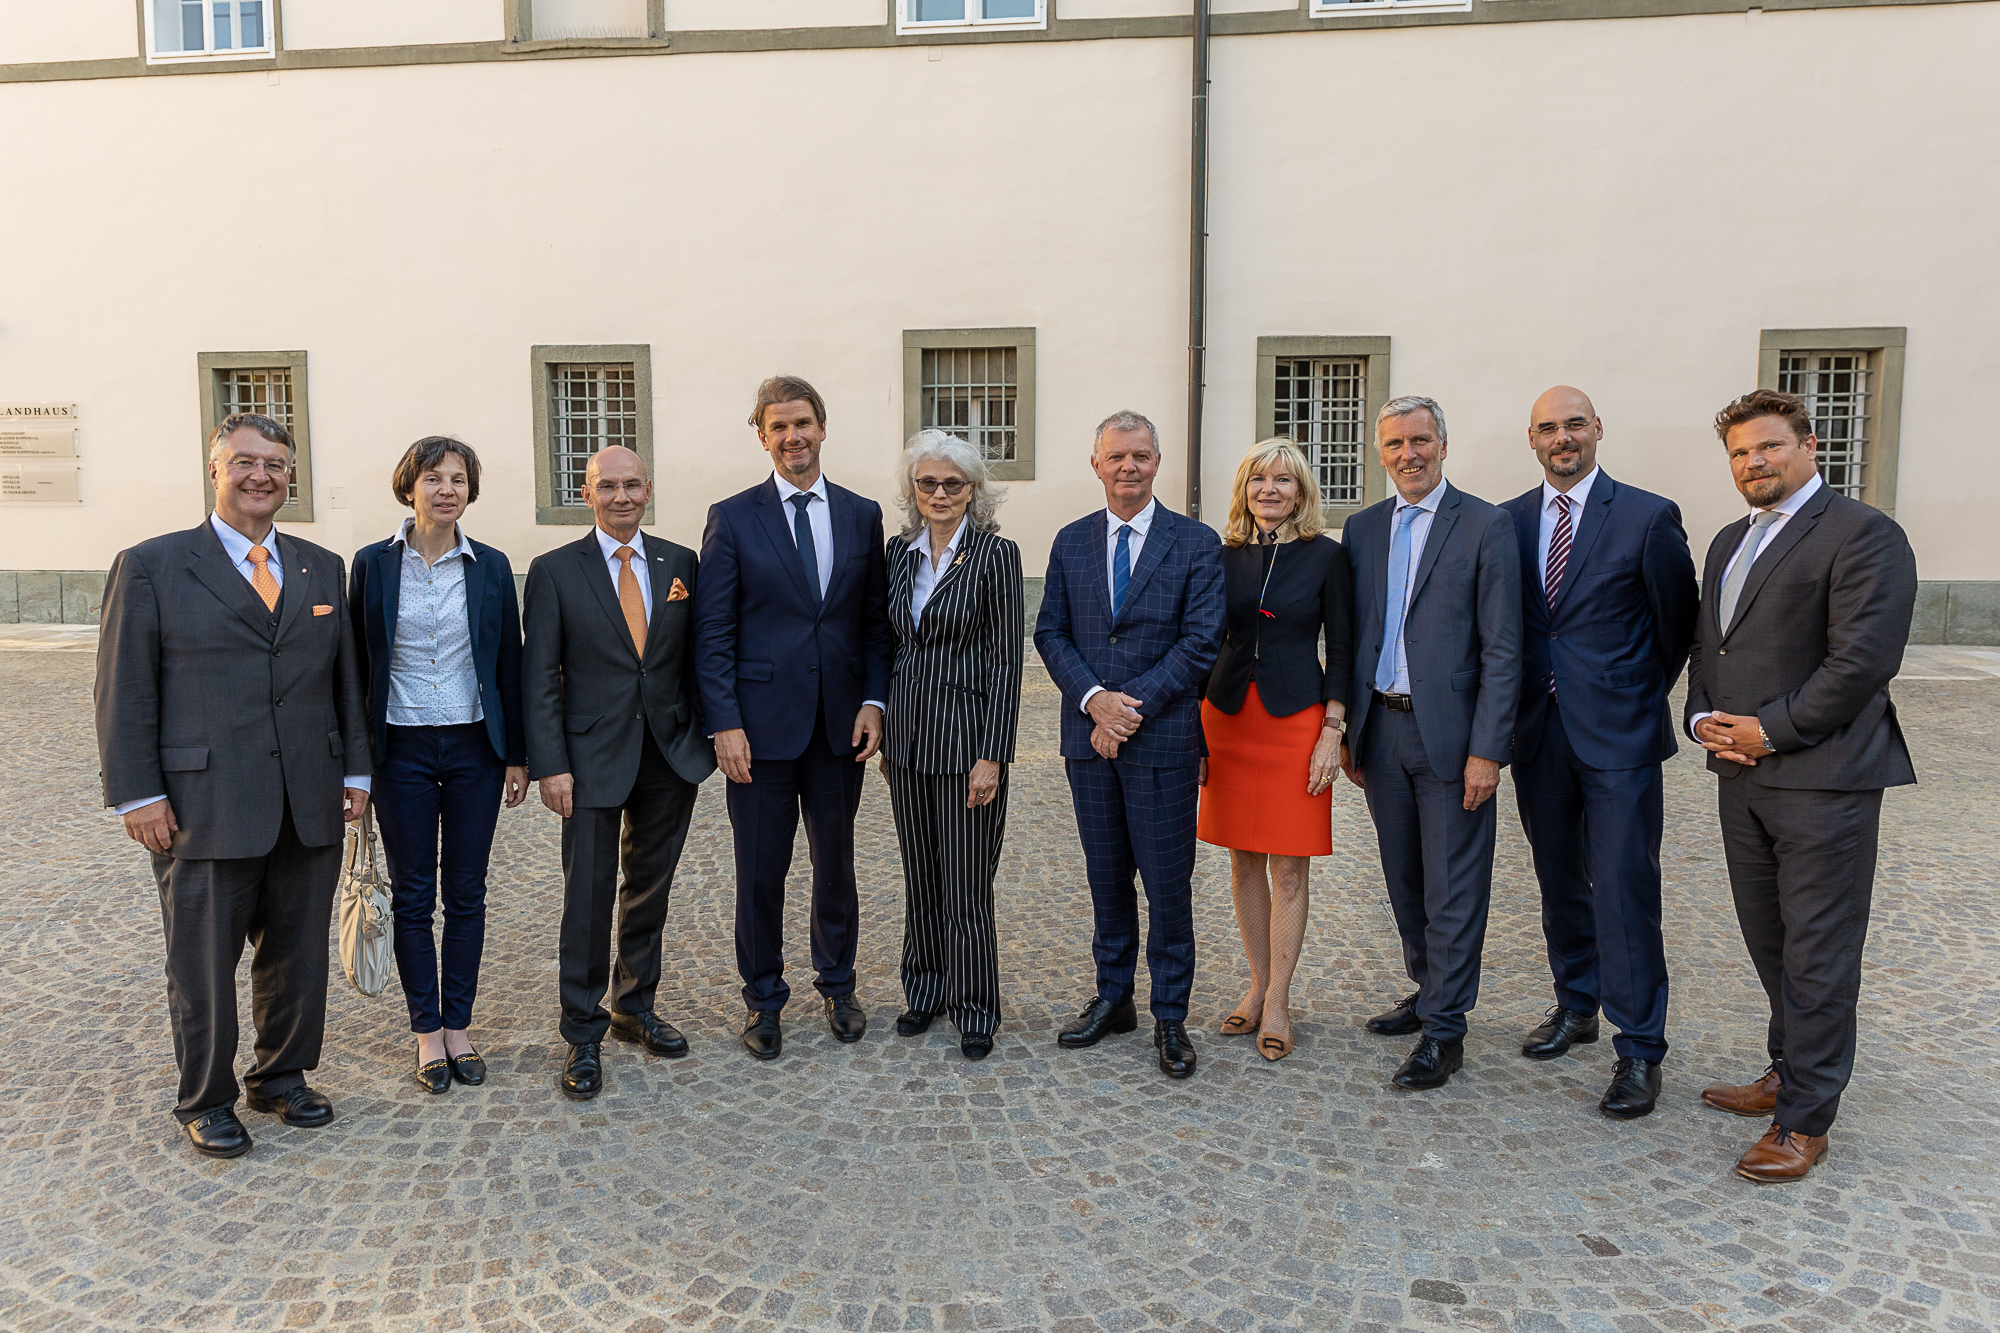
[826,994,867,1043]
[743,1010,783,1061]
[244,1084,335,1127]
[1600,1056,1662,1119]
[1392,1035,1464,1089]
[961,1033,993,1061]
[448,1049,486,1086]
[1058,998,1139,1049]
[1366,992,1424,1036]
[896,1009,939,1037]
[414,1058,452,1095]
[1155,1020,1198,1079]
[185,1107,253,1159]
[610,1010,689,1058]
[1522,1005,1601,1061]
[559,1042,602,1100]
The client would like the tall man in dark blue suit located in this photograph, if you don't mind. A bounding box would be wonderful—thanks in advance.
[1502,387,1698,1119]
[1340,395,1522,1090]
[1035,410,1225,1080]
[694,376,894,1061]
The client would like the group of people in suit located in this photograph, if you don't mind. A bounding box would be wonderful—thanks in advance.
[96,373,1914,1189]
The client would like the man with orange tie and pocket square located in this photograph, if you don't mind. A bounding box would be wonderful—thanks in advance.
[522,444,716,1101]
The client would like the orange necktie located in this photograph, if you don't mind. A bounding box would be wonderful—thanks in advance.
[246,544,280,612]
[615,546,648,655]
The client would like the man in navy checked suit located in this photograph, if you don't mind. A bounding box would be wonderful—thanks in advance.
[1034,410,1225,1079]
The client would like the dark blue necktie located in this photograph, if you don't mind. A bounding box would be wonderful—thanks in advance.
[1111,523,1133,619]
[789,492,822,611]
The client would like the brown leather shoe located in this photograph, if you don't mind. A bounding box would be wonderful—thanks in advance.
[1702,1066,1782,1117]
[1735,1122,1828,1183]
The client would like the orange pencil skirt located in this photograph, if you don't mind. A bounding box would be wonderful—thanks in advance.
[1197,682,1333,857]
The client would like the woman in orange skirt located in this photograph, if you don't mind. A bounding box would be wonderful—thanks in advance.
[1199,438,1354,1060]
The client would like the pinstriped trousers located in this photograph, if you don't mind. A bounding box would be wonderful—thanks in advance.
[885,761,1009,1038]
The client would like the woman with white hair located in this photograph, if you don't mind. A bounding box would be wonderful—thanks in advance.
[1198,437,1355,1061]
[879,429,1025,1061]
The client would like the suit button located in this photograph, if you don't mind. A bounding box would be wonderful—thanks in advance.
[272,649,281,657]
[270,750,280,758]
[1108,635,1118,643]
[1550,633,1559,640]
[809,667,818,674]
[635,712,644,720]
[1719,648,1727,656]
[275,699,284,707]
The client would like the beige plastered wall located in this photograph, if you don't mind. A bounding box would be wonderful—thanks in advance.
[282,0,505,49]
[0,2,1994,580]
[3,0,135,64]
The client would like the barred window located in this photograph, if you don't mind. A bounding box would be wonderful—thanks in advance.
[549,363,638,507]
[1273,357,1368,510]
[200,351,312,521]
[920,348,1018,465]
[216,366,299,505]
[1778,351,1870,500]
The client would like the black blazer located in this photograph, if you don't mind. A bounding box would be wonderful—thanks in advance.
[522,530,716,805]
[1684,482,1917,791]
[1202,533,1354,719]
[348,533,525,768]
[884,526,1025,774]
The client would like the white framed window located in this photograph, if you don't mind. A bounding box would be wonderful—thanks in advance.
[147,0,276,63]
[897,0,1045,35]
[1310,0,1469,17]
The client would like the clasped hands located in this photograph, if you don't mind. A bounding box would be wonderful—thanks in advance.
[1694,711,1770,766]
[1087,690,1144,759]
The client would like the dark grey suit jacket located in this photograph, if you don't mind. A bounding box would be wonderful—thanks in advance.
[522,530,716,806]
[883,527,1025,775]
[1684,483,1917,790]
[95,520,371,860]
[1345,482,1524,777]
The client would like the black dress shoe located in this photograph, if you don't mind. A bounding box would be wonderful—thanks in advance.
[1600,1056,1662,1119]
[896,1009,939,1037]
[1522,1005,1601,1060]
[185,1107,253,1159]
[414,1058,452,1095]
[559,1042,602,1100]
[1155,1020,1198,1079]
[961,1033,993,1061]
[1057,998,1139,1049]
[244,1084,335,1127]
[826,994,868,1043]
[610,1010,689,1058]
[1366,991,1423,1036]
[743,1010,783,1061]
[448,1049,486,1086]
[1391,1035,1464,1089]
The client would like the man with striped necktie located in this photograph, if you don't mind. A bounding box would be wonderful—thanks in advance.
[1501,387,1697,1120]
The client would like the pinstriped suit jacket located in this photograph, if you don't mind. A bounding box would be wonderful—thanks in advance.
[883,526,1025,774]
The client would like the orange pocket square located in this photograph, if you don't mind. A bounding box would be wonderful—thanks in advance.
[312,604,334,616]
[666,578,689,602]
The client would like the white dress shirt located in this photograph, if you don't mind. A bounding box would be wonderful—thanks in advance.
[1538,465,1601,592]
[387,519,483,728]
[593,524,653,619]
[772,470,834,600]
[1079,498,1160,713]
[909,516,968,627]
[116,513,369,816]
[1688,470,1825,739]
[1384,479,1449,695]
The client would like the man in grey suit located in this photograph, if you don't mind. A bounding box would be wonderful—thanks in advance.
[1339,395,1522,1089]
[96,413,371,1159]
[1686,389,1916,1184]
[524,444,715,1102]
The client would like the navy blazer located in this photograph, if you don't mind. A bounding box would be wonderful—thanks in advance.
[1345,481,1523,778]
[1034,503,1225,767]
[693,476,894,762]
[348,533,524,768]
[1502,472,1699,770]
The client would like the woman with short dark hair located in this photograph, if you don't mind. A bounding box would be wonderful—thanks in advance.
[349,436,526,1094]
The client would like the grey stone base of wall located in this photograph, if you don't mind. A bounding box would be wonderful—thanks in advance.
[5,572,1996,645]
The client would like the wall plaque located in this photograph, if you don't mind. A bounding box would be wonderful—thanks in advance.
[1,462,82,503]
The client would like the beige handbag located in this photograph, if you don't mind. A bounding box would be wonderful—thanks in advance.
[338,808,396,998]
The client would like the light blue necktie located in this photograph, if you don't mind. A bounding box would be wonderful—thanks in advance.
[1111,524,1133,619]
[1373,505,1420,693]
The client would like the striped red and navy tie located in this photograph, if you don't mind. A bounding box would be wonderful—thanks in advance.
[1546,493,1574,611]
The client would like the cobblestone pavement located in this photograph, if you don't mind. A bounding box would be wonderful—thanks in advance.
[2,648,1995,1333]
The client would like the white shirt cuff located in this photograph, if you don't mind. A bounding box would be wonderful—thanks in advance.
[862,700,886,714]
[113,795,167,816]
[344,776,372,793]
[1080,685,1104,714]
[1687,711,1713,742]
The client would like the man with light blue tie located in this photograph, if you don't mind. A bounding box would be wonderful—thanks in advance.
[1338,396,1522,1090]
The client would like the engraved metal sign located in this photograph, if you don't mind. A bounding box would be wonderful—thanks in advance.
[1,463,81,503]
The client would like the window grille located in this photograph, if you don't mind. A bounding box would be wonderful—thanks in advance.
[921,347,1018,464]
[1778,351,1869,499]
[549,363,638,507]
[217,366,299,505]
[1273,357,1367,509]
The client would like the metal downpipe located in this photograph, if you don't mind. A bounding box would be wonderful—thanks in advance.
[1186,0,1210,522]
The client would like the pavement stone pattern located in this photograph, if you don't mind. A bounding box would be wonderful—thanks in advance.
[1,647,1995,1333]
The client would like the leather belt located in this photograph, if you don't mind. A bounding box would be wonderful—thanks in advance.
[1372,689,1414,713]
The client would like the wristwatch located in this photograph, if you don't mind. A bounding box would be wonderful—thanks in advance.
[1757,722,1774,753]
[1322,715,1347,734]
